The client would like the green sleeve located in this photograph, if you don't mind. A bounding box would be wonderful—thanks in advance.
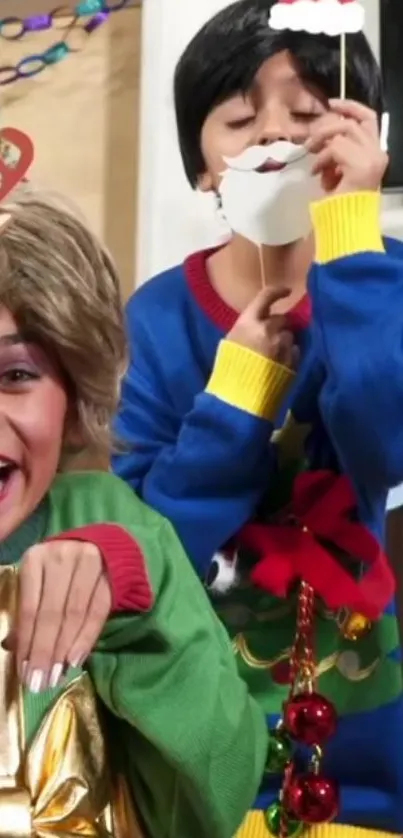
[88,517,268,838]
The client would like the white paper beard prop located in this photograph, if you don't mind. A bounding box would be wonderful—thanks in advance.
[218,142,324,247]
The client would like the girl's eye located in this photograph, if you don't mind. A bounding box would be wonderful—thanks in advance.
[0,368,38,386]
[226,116,255,129]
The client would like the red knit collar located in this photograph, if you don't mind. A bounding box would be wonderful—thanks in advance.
[185,248,312,332]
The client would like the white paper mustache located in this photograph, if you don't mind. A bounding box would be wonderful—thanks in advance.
[219,141,322,246]
[222,142,308,173]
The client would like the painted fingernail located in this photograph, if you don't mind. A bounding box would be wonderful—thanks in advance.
[49,663,64,689]
[28,669,44,694]
[69,654,85,669]
[20,660,28,680]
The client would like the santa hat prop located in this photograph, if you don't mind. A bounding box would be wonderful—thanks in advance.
[269,0,365,98]
[0,128,34,232]
[0,128,33,202]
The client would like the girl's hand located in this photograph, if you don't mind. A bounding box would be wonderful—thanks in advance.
[10,540,112,692]
[307,99,388,194]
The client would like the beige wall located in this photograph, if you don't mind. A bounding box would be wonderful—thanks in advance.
[2,4,141,299]
[1,3,142,468]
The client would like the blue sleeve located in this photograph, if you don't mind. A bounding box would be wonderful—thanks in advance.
[112,307,278,576]
[309,238,403,491]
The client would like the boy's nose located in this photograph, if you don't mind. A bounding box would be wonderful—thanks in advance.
[258,121,290,146]
[256,106,292,146]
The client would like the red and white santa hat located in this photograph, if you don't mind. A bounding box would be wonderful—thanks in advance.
[269,0,365,37]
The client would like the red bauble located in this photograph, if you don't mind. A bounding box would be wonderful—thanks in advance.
[285,773,339,824]
[284,692,337,745]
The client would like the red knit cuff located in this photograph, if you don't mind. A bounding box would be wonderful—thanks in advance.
[46,524,153,613]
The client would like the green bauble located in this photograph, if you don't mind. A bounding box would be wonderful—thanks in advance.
[265,730,292,774]
[265,801,303,837]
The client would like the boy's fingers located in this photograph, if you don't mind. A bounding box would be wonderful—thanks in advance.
[311,138,352,177]
[249,285,291,319]
[328,99,378,137]
[307,113,344,142]
[307,118,363,153]
[311,148,337,177]
[275,330,294,366]
[264,313,287,333]
[328,99,376,121]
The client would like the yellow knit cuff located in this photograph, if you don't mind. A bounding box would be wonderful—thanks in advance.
[310,191,385,264]
[206,339,295,421]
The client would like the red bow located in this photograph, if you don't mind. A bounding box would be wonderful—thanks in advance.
[238,471,394,620]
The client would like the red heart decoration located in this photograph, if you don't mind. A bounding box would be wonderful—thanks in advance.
[0,128,34,202]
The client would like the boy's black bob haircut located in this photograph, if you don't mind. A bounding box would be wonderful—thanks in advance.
[174,0,384,187]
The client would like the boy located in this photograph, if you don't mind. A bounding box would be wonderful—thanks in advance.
[0,184,269,838]
[113,0,403,835]
[112,0,394,575]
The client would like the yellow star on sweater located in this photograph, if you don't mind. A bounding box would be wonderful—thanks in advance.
[271,410,312,465]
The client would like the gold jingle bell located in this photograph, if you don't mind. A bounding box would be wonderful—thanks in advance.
[341,612,371,641]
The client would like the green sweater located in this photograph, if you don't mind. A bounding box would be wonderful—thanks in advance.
[4,471,268,838]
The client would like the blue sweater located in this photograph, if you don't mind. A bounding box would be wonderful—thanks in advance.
[113,191,403,835]
[114,192,403,573]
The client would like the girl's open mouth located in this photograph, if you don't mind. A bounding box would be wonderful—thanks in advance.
[0,459,18,500]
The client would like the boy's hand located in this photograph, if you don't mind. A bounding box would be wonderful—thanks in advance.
[227,286,299,369]
[307,99,388,194]
[9,540,112,693]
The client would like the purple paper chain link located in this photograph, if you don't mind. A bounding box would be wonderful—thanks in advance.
[25,15,53,32]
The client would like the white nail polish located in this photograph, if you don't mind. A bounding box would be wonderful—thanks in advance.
[29,669,44,694]
[70,655,84,669]
[49,663,64,689]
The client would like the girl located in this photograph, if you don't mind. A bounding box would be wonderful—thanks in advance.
[0,182,267,838]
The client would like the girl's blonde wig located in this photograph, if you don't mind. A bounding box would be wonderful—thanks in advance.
[0,185,127,458]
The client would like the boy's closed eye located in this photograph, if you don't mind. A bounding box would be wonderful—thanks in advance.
[291,111,323,123]
[226,115,255,130]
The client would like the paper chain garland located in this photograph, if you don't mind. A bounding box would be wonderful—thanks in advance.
[0,0,131,86]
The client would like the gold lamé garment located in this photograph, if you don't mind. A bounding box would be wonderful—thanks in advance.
[0,566,145,838]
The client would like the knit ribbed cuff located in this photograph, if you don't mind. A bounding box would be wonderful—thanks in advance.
[311,192,385,264]
[47,524,153,613]
[310,191,385,264]
[206,339,295,421]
